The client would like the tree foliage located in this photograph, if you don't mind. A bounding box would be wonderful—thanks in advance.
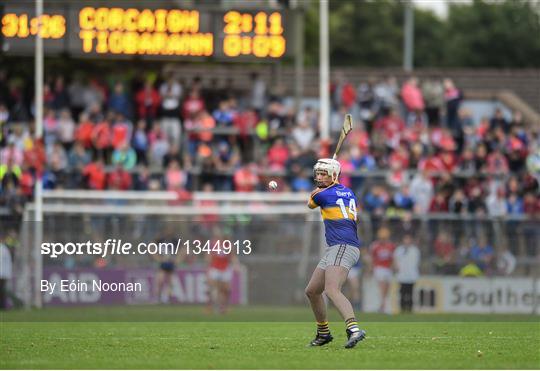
[303,0,540,68]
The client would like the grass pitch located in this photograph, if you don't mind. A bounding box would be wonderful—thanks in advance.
[1,306,539,369]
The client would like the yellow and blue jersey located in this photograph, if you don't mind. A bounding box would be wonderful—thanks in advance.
[308,183,360,248]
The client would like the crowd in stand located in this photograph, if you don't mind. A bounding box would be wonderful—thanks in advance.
[0,69,539,220]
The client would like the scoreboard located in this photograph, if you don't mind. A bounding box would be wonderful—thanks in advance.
[0,2,292,60]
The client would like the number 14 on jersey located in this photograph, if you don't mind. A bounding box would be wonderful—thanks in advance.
[336,198,357,221]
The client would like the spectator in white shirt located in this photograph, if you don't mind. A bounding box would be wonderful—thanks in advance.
[496,247,516,276]
[250,72,266,114]
[57,109,76,150]
[410,170,433,214]
[393,234,420,313]
[292,119,315,152]
[159,76,183,147]
[486,187,507,217]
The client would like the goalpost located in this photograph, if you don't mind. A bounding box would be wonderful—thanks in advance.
[17,190,326,308]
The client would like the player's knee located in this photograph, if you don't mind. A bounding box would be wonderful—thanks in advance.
[305,286,321,299]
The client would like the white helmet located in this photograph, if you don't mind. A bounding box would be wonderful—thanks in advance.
[313,158,341,182]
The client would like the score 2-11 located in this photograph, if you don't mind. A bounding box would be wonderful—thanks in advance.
[222,11,286,58]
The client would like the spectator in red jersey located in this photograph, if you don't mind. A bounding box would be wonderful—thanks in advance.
[341,81,356,111]
[429,191,449,213]
[135,81,160,122]
[434,231,458,275]
[182,89,205,120]
[401,76,425,114]
[388,143,410,169]
[91,118,112,160]
[205,227,242,314]
[331,72,356,111]
[439,150,457,172]
[431,127,456,152]
[233,108,258,139]
[233,163,259,192]
[348,126,371,153]
[418,150,446,175]
[373,108,405,149]
[475,116,490,141]
[111,113,132,151]
[164,159,186,191]
[22,138,46,176]
[369,227,395,313]
[523,192,540,217]
[107,164,132,190]
[82,158,106,190]
[75,112,94,149]
[386,160,408,189]
[198,111,216,144]
[266,138,289,171]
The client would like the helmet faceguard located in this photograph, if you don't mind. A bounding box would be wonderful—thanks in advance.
[313,158,341,188]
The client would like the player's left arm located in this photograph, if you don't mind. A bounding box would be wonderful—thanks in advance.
[308,189,322,209]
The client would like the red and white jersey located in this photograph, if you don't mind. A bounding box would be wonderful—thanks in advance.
[370,241,396,269]
[209,248,231,271]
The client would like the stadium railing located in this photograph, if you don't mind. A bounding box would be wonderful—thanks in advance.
[8,190,537,309]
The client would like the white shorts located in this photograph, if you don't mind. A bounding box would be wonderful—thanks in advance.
[208,268,233,282]
[373,267,393,282]
[317,244,360,271]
